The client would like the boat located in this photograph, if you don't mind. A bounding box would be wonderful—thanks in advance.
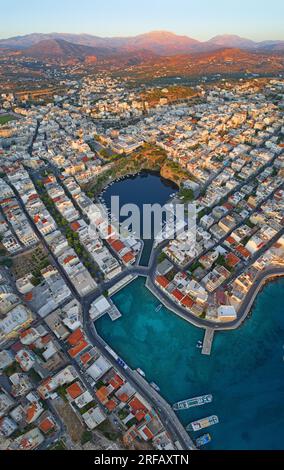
[186,415,219,432]
[155,304,162,312]
[150,382,160,392]
[195,433,211,447]
[173,394,212,411]
[137,368,146,377]
[196,340,203,349]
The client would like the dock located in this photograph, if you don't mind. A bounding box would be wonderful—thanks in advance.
[108,274,137,296]
[201,328,214,355]
[107,303,122,321]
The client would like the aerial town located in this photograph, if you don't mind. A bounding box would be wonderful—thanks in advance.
[1,0,284,455]
[0,69,283,452]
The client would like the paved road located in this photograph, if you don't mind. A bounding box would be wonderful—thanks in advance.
[83,317,195,450]
[9,187,194,449]
[7,128,283,449]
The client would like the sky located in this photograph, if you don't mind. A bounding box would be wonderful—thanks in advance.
[0,0,284,41]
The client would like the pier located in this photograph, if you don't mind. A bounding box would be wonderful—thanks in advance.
[108,274,138,296]
[107,303,122,321]
[201,328,215,355]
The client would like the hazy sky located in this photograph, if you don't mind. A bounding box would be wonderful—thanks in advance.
[1,0,283,41]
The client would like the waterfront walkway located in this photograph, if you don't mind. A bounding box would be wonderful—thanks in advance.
[85,320,196,450]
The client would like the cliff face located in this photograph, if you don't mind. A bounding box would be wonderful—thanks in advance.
[160,161,189,186]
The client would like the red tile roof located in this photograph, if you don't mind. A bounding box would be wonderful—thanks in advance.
[155,275,170,289]
[181,295,194,308]
[235,244,250,259]
[24,292,33,302]
[117,392,129,403]
[105,399,117,411]
[68,340,88,358]
[96,386,109,403]
[226,235,236,245]
[122,251,135,264]
[70,221,81,231]
[80,352,92,365]
[26,403,38,423]
[67,328,84,346]
[135,410,146,422]
[111,239,125,252]
[66,382,84,399]
[39,417,55,433]
[109,374,124,390]
[172,288,184,301]
[141,426,154,440]
[225,252,241,267]
[129,397,147,413]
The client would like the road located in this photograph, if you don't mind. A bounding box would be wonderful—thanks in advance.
[8,183,195,449]
[83,317,195,450]
[6,119,282,449]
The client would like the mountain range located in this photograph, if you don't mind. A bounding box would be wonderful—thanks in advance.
[1,31,284,58]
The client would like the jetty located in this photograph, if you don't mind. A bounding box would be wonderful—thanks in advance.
[201,328,215,355]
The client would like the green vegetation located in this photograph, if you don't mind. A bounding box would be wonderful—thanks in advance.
[4,362,20,376]
[95,380,105,390]
[165,269,176,281]
[216,254,233,272]
[30,256,50,286]
[99,148,123,162]
[197,207,210,220]
[241,235,251,246]
[96,420,120,441]
[79,401,97,415]
[80,430,93,445]
[188,261,202,273]
[0,115,15,126]
[35,183,99,280]
[0,257,13,268]
[85,143,167,197]
[157,252,167,264]
[246,219,255,229]
[28,368,42,384]
[50,440,67,450]
[179,187,194,202]
[56,385,68,402]
[141,85,196,107]
[216,254,226,266]
[118,407,129,420]
[160,159,193,186]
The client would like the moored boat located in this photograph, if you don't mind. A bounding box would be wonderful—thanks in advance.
[186,415,219,432]
[173,394,212,410]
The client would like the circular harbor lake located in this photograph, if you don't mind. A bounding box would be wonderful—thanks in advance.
[99,171,178,265]
[96,276,284,450]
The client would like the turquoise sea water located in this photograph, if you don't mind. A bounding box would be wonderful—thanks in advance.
[96,277,284,450]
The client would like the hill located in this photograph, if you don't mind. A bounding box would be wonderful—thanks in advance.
[2,31,283,56]
[21,39,115,61]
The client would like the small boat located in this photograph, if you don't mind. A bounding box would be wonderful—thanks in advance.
[137,368,146,377]
[150,382,160,392]
[196,433,211,447]
[155,304,162,312]
[196,340,203,349]
[187,415,219,432]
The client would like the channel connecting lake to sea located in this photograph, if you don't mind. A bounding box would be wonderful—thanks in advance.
[96,172,284,450]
